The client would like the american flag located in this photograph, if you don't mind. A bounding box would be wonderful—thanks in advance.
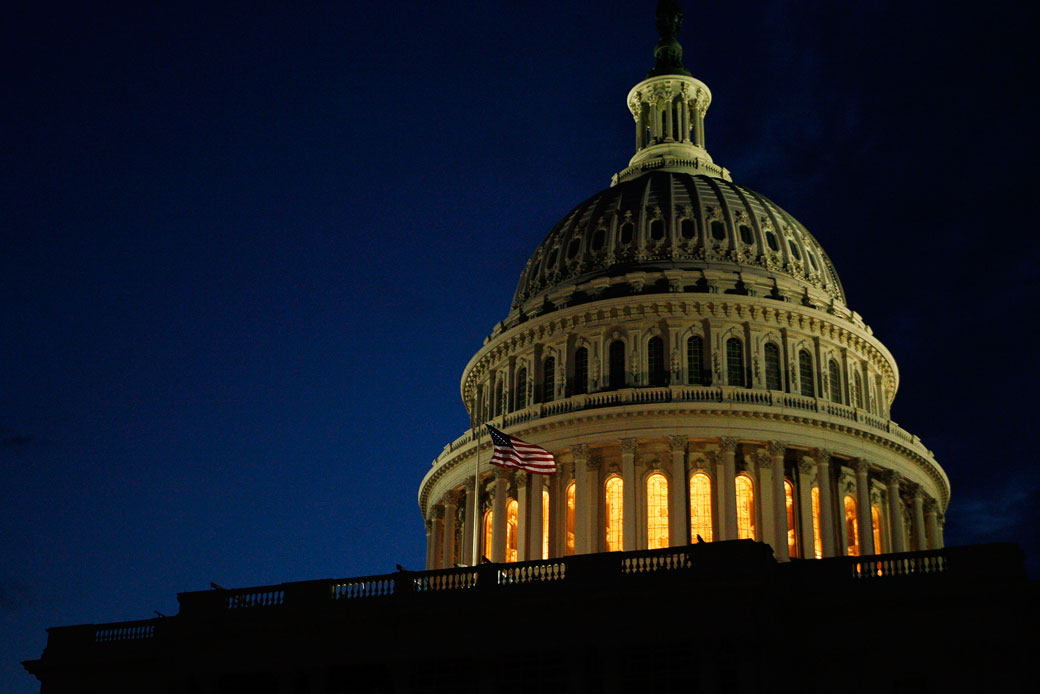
[486,424,556,474]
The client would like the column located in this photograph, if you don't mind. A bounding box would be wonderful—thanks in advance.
[814,449,836,557]
[669,435,689,546]
[430,506,445,570]
[924,498,940,550]
[573,444,592,554]
[883,470,906,553]
[491,468,509,562]
[718,437,738,541]
[635,109,644,150]
[442,491,459,569]
[681,99,690,142]
[853,459,874,556]
[797,457,816,558]
[516,474,529,562]
[936,511,945,549]
[462,479,476,566]
[768,441,789,561]
[529,473,544,560]
[424,519,434,569]
[664,98,674,141]
[620,438,637,551]
[754,449,775,551]
[910,483,927,551]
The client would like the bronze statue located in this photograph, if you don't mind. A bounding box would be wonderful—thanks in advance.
[650,0,691,77]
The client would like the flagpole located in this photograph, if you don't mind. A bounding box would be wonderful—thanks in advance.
[471,422,481,567]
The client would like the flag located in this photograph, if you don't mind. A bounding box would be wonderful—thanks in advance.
[486,424,556,474]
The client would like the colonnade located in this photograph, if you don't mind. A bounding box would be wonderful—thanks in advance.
[425,437,945,569]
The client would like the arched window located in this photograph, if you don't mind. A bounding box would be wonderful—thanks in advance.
[828,359,841,404]
[874,374,884,415]
[542,488,550,560]
[798,350,814,397]
[515,368,527,410]
[738,224,754,245]
[565,481,575,555]
[649,218,665,241]
[574,347,588,395]
[764,342,782,390]
[647,336,666,386]
[543,357,555,403]
[506,499,519,562]
[687,336,705,385]
[591,227,606,251]
[726,338,745,387]
[609,340,626,389]
[844,496,859,556]
[690,472,712,542]
[494,381,504,417]
[854,370,864,409]
[646,473,669,549]
[483,508,493,560]
[680,218,696,240]
[605,476,624,551]
[811,487,822,559]
[735,475,755,540]
[619,222,634,245]
[871,504,884,554]
[711,220,726,240]
[785,479,798,558]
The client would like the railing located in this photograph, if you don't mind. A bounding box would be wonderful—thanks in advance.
[331,575,395,599]
[95,620,158,643]
[413,567,479,592]
[498,558,567,585]
[225,587,284,609]
[849,549,947,578]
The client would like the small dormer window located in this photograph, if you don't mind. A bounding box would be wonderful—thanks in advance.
[567,238,581,260]
[547,249,558,267]
[710,220,726,240]
[808,252,818,270]
[739,224,754,244]
[766,231,780,251]
[680,218,696,240]
[649,219,665,240]
[591,228,606,250]
[619,222,634,245]
[788,240,801,260]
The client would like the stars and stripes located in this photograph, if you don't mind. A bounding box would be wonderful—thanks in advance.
[486,424,556,474]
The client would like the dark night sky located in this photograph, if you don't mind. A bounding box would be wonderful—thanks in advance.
[2,1,1038,690]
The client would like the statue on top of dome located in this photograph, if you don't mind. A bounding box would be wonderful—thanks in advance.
[649,0,692,77]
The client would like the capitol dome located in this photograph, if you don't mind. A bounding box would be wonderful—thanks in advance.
[418,2,947,570]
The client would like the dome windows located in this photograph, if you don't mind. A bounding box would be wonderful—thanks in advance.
[647,337,666,386]
[710,220,726,241]
[687,336,706,385]
[798,350,815,397]
[591,227,606,251]
[680,218,696,240]
[726,338,745,387]
[619,222,634,245]
[764,342,782,390]
[543,357,556,403]
[738,224,754,245]
[515,368,528,410]
[649,218,665,241]
[609,340,626,389]
[647,473,669,549]
[766,231,780,252]
[547,249,558,267]
[689,472,712,542]
[808,251,819,271]
[828,360,842,404]
[567,238,581,260]
[574,347,589,395]
[788,240,801,261]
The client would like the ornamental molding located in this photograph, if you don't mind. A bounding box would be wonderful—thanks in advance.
[620,438,639,455]
[718,437,738,453]
[797,457,816,475]
[668,434,688,453]
[767,440,786,457]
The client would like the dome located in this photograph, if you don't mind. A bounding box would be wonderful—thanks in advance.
[511,171,845,317]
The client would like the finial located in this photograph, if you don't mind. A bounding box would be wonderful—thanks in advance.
[649,0,692,77]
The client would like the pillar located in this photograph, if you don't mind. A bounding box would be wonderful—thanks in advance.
[668,435,689,546]
[754,449,775,551]
[768,441,789,561]
[491,468,509,562]
[883,470,906,553]
[442,491,459,568]
[910,483,927,551]
[853,459,875,556]
[573,444,592,554]
[797,457,816,558]
[424,519,434,570]
[814,449,836,557]
[719,437,738,541]
[620,438,637,551]
[924,498,940,551]
[516,474,529,561]
[664,98,674,141]
[430,506,445,570]
[529,473,544,560]
[936,511,945,549]
[463,478,476,566]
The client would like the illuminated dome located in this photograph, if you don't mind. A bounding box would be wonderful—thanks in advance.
[418,1,947,571]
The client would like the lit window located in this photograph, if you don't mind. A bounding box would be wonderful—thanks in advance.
[726,338,745,387]
[871,504,883,554]
[784,479,797,557]
[735,475,755,540]
[811,487,822,559]
[515,368,527,410]
[574,348,588,395]
[844,495,859,556]
[765,342,782,390]
[687,336,705,385]
[646,473,669,549]
[798,350,814,397]
[605,476,624,551]
[647,337,666,386]
[565,481,575,555]
[689,472,712,542]
[506,499,518,562]
[542,488,550,560]
[543,357,555,403]
[483,509,493,560]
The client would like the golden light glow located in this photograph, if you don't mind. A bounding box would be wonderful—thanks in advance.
[506,499,518,562]
[542,488,550,560]
[735,474,755,540]
[811,487,822,559]
[689,472,712,542]
[605,476,623,551]
[565,481,575,555]
[784,479,797,557]
[646,473,669,549]
[871,504,883,554]
[844,495,859,557]
[483,509,493,559]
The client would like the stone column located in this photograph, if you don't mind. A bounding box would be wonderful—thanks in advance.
[768,441,789,561]
[462,479,476,566]
[853,459,874,556]
[814,449,836,557]
[924,498,940,551]
[430,506,445,570]
[424,519,434,569]
[883,470,906,553]
[516,474,529,561]
[442,491,459,569]
[910,483,927,551]
[664,98,674,141]
[719,437,739,541]
[572,444,592,554]
[797,457,816,558]
[529,473,544,560]
[753,449,775,550]
[669,435,689,546]
[491,468,509,562]
[936,512,945,549]
[620,438,638,551]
